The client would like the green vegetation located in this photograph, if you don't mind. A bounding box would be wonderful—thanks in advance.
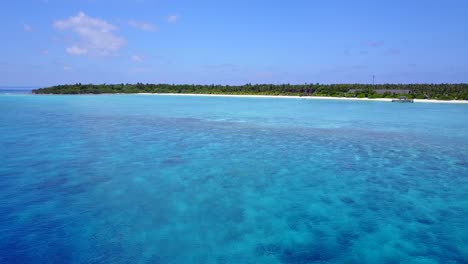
[32,83,468,100]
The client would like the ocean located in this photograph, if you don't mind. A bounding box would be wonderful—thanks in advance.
[0,92,467,263]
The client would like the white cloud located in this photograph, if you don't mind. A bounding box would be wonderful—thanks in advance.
[63,66,72,71]
[167,15,179,23]
[54,12,125,56]
[131,55,144,62]
[66,45,88,55]
[23,24,32,32]
[128,20,159,32]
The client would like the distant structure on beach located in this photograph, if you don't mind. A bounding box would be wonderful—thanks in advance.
[392,96,414,103]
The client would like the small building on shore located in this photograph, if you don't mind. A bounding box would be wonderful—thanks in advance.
[392,96,414,103]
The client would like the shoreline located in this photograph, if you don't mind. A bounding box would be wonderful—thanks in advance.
[134,93,468,104]
[15,91,467,104]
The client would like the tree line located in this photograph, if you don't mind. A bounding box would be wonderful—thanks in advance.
[32,83,468,100]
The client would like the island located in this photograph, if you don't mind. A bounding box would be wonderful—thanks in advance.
[32,83,468,101]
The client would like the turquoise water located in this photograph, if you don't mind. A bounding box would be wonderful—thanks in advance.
[0,93,467,263]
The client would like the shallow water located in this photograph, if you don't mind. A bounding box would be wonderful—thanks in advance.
[0,94,467,263]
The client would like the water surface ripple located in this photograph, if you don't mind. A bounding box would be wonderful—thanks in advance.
[0,94,467,263]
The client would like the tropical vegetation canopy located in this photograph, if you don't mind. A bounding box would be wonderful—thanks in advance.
[33,83,468,100]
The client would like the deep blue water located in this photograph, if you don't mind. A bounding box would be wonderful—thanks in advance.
[0,93,467,263]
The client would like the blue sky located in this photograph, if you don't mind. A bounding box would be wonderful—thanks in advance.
[1,0,468,86]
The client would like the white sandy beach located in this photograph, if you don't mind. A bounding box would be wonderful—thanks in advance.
[136,93,468,104]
